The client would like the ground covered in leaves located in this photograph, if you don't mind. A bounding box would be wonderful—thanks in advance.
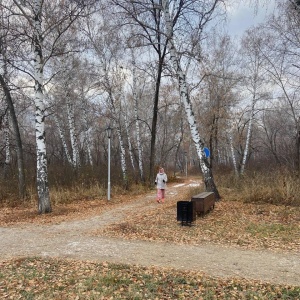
[0,178,300,299]
[0,193,140,226]
[96,190,300,253]
[1,257,300,300]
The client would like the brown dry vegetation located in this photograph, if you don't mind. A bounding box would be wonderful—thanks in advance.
[0,171,300,299]
[96,196,300,252]
[89,172,300,253]
[1,171,299,253]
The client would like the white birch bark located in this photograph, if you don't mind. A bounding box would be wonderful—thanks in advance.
[124,108,135,172]
[67,97,81,168]
[112,94,128,184]
[110,97,128,183]
[83,105,93,166]
[104,68,128,186]
[0,39,26,198]
[33,0,51,213]
[110,93,128,184]
[240,40,261,175]
[240,95,256,175]
[162,0,220,198]
[53,114,73,165]
[86,128,93,166]
[131,49,144,181]
[1,35,10,179]
[116,123,128,183]
[3,114,10,178]
[228,123,238,175]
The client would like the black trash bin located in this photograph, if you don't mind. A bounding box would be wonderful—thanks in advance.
[177,201,196,226]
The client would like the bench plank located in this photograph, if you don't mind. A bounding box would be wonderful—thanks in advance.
[191,192,215,216]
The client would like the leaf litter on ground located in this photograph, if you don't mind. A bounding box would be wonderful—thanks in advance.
[0,257,299,300]
[0,177,299,299]
[94,187,300,253]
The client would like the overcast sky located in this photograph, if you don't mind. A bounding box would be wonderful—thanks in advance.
[225,1,276,37]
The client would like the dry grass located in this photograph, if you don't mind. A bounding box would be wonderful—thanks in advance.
[0,173,299,299]
[1,257,299,300]
[0,173,299,253]
[0,184,150,226]
[216,170,300,206]
[97,190,300,253]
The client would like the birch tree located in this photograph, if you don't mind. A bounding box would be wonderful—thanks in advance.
[8,0,96,213]
[53,113,73,165]
[82,97,94,167]
[105,76,128,186]
[49,54,96,169]
[31,0,51,213]
[239,30,267,175]
[84,12,129,186]
[130,48,144,181]
[0,4,26,199]
[3,115,10,178]
[161,0,221,198]
[228,121,238,175]
[112,0,169,182]
[0,75,27,197]
[245,2,300,172]
[199,34,239,169]
[264,4,300,173]
[67,93,81,169]
[123,105,136,172]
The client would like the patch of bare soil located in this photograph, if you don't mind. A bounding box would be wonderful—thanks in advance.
[0,179,299,287]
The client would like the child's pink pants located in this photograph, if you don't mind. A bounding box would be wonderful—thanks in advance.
[157,189,165,201]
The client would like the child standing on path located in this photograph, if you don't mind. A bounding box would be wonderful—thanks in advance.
[155,167,168,203]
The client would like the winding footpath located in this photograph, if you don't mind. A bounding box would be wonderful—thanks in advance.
[0,182,299,287]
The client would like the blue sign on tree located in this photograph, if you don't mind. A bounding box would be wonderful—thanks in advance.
[204,147,210,158]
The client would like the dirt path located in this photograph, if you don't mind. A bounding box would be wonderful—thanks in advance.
[1,183,299,287]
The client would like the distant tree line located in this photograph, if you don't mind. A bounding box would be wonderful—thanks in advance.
[0,1,299,212]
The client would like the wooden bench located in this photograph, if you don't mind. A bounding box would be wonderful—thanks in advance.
[191,192,215,216]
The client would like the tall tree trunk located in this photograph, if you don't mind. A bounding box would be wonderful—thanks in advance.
[240,94,256,175]
[116,124,128,187]
[209,115,216,169]
[109,93,128,188]
[124,108,136,172]
[53,114,73,165]
[67,97,81,168]
[3,114,10,179]
[0,74,26,199]
[228,124,238,175]
[83,107,93,167]
[173,122,183,177]
[149,62,163,183]
[296,117,300,176]
[0,27,26,198]
[34,0,51,213]
[131,50,144,182]
[162,0,220,199]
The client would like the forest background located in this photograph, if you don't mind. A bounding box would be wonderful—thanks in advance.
[1,0,300,213]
